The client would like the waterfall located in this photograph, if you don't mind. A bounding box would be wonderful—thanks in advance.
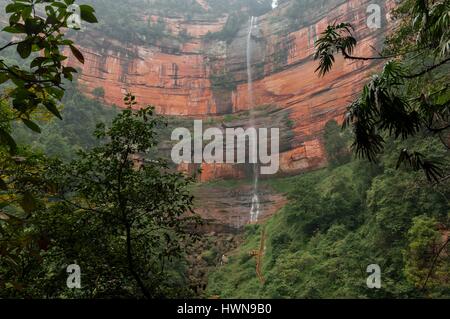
[247,16,260,224]
[246,16,256,109]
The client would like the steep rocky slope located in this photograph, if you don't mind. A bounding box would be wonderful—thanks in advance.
[61,0,396,233]
[67,0,394,182]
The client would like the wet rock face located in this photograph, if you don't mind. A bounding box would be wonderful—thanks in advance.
[194,183,287,228]
[66,0,394,180]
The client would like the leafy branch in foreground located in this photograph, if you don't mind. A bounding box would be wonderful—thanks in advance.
[0,0,97,154]
[1,94,202,298]
[48,94,201,298]
[314,0,450,181]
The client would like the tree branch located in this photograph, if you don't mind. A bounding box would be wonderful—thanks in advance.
[0,42,16,52]
[117,146,151,298]
[421,237,450,291]
[343,51,390,61]
[126,223,151,299]
[404,57,450,79]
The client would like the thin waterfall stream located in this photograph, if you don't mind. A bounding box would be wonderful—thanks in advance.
[247,16,260,224]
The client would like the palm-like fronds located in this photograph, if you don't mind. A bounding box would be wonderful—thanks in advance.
[396,149,443,182]
[344,60,423,162]
[317,1,450,181]
[431,1,450,57]
[314,23,357,76]
[412,0,450,57]
[343,99,384,162]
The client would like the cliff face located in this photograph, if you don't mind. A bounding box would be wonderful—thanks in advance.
[67,0,395,180]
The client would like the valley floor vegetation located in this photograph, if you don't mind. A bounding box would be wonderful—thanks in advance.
[206,124,450,298]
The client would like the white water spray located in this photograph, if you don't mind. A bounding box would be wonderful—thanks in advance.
[247,16,260,224]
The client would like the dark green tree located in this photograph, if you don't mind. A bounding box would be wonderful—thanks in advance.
[0,3,97,289]
[92,87,105,99]
[0,0,97,153]
[0,0,97,214]
[47,94,200,298]
[404,215,450,294]
[1,95,201,298]
[314,0,450,181]
[323,119,351,167]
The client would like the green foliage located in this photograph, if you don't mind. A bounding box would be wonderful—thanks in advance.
[178,28,191,41]
[404,215,450,296]
[210,72,237,92]
[314,0,450,182]
[0,0,97,152]
[285,0,346,32]
[323,119,351,167]
[204,13,247,43]
[206,0,273,17]
[272,47,289,71]
[12,86,118,161]
[144,17,167,42]
[314,22,357,76]
[223,114,237,123]
[201,249,218,266]
[207,135,450,298]
[92,86,105,98]
[81,0,274,43]
[74,1,166,43]
[1,96,201,298]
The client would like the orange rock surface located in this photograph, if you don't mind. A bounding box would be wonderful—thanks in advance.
[65,0,394,181]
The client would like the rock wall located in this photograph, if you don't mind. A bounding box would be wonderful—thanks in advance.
[66,0,395,180]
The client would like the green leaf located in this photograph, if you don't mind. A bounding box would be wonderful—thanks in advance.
[22,119,41,133]
[61,39,73,46]
[0,202,10,210]
[51,2,67,9]
[0,73,9,84]
[17,41,32,59]
[9,13,20,24]
[44,101,62,120]
[45,14,59,26]
[10,72,25,90]
[0,178,7,191]
[69,44,84,64]
[79,5,98,23]
[79,4,95,13]
[63,66,77,73]
[5,4,15,13]
[0,128,17,154]
[47,87,64,100]
[21,6,32,20]
[19,192,37,214]
[30,57,47,69]
[3,25,25,34]
[24,18,44,35]
[5,3,23,13]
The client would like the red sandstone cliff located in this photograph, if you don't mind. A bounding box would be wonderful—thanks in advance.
[65,0,395,181]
